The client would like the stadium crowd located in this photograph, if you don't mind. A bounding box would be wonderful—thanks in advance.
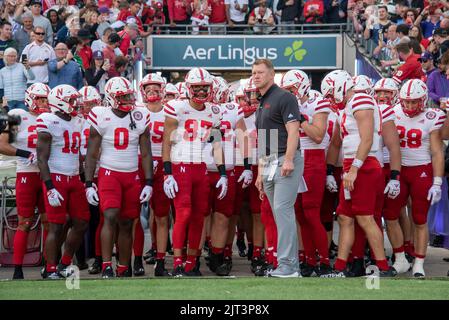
[0,0,448,281]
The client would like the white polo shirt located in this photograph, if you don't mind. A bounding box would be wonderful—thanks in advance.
[224,0,248,22]
[21,41,56,84]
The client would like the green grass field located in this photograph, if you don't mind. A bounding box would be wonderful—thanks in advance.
[1,277,449,300]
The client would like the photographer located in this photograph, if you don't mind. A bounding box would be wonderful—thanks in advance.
[0,48,34,111]
[248,1,275,34]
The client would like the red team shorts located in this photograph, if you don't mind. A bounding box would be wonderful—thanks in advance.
[171,163,210,218]
[233,166,261,216]
[207,170,236,217]
[320,166,343,225]
[138,157,171,217]
[336,156,383,218]
[42,173,90,224]
[98,167,141,220]
[383,163,433,225]
[295,149,326,219]
[16,172,45,218]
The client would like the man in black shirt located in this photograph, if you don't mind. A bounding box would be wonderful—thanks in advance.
[253,58,303,277]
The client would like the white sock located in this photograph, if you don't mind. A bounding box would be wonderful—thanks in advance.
[394,251,406,262]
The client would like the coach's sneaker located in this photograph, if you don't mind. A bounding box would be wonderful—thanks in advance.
[347,259,366,277]
[236,238,247,257]
[172,265,184,278]
[13,265,24,280]
[154,259,171,277]
[88,256,102,275]
[300,263,316,277]
[392,253,411,275]
[268,265,299,278]
[102,266,115,279]
[318,264,334,278]
[412,258,425,278]
[133,256,145,277]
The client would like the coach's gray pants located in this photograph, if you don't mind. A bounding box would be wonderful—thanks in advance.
[263,151,303,272]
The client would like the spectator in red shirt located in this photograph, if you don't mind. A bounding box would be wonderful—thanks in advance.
[117,0,152,37]
[303,0,324,24]
[392,42,426,85]
[102,32,121,78]
[208,0,227,34]
[77,28,93,71]
[117,23,139,57]
[168,0,192,33]
[142,2,167,35]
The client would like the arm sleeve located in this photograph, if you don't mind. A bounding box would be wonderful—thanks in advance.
[280,92,300,124]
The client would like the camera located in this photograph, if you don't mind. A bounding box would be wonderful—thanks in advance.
[0,111,21,143]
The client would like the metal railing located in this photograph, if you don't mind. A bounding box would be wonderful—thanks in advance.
[144,22,349,35]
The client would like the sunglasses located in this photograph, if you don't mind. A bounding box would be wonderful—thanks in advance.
[35,32,45,35]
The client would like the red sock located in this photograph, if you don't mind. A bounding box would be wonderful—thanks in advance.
[133,221,144,257]
[117,264,128,276]
[404,241,413,256]
[253,246,262,258]
[211,246,223,254]
[173,256,183,268]
[95,215,103,256]
[352,222,366,259]
[414,253,425,259]
[46,263,57,273]
[376,259,389,271]
[393,246,405,254]
[61,254,72,266]
[299,223,315,265]
[156,252,165,260]
[224,244,232,258]
[334,258,347,272]
[184,255,196,272]
[102,261,112,271]
[13,229,28,266]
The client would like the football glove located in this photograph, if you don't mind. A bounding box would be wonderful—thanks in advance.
[384,179,400,199]
[427,184,442,206]
[163,175,178,199]
[25,152,37,166]
[237,169,253,188]
[216,176,228,200]
[85,183,99,206]
[47,188,64,207]
[326,175,338,193]
[140,185,153,203]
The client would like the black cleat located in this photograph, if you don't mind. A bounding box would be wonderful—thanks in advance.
[40,267,48,279]
[133,256,145,276]
[236,238,247,257]
[347,259,366,277]
[88,256,102,274]
[192,257,202,276]
[57,263,71,278]
[102,266,115,278]
[318,264,334,277]
[13,265,24,280]
[172,265,184,277]
[143,248,155,260]
[208,253,223,273]
[254,261,269,277]
[145,249,157,265]
[247,243,254,261]
[300,263,316,277]
[320,269,347,278]
[77,261,89,271]
[116,267,132,278]
[224,256,232,271]
[379,267,397,278]
[154,259,171,277]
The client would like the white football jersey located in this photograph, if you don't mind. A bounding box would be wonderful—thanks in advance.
[325,111,343,167]
[8,109,40,173]
[374,104,396,166]
[204,102,244,171]
[36,113,84,176]
[164,100,222,164]
[235,113,258,166]
[148,108,165,158]
[299,96,332,150]
[340,93,381,159]
[80,116,90,157]
[393,105,445,166]
[88,107,150,172]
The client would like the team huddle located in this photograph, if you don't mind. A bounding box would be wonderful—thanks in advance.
[2,62,448,280]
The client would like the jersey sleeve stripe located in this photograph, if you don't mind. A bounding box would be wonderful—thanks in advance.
[36,124,47,129]
[392,76,401,85]
[90,111,97,119]
[87,115,98,125]
[352,94,373,102]
[383,110,395,119]
[352,100,375,109]
[435,121,445,126]
[438,116,446,120]
[164,108,176,117]
[315,105,331,111]
[381,106,393,114]
[165,103,175,112]
[36,118,43,122]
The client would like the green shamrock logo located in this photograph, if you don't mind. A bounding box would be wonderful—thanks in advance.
[284,40,307,63]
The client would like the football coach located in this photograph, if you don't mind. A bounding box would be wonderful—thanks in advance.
[253,59,303,278]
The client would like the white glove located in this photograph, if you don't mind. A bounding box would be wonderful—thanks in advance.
[25,152,37,166]
[216,176,228,200]
[238,169,253,188]
[427,184,442,206]
[85,183,99,206]
[163,175,178,199]
[326,175,338,193]
[140,185,153,203]
[47,188,64,207]
[153,160,159,174]
[384,179,400,199]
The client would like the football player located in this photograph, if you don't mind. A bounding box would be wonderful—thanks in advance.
[36,84,90,279]
[0,83,50,279]
[162,67,226,276]
[280,69,333,277]
[139,73,172,276]
[164,83,180,103]
[84,77,153,278]
[383,79,445,277]
[323,70,395,277]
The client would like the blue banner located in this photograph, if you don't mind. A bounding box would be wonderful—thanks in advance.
[149,35,341,70]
